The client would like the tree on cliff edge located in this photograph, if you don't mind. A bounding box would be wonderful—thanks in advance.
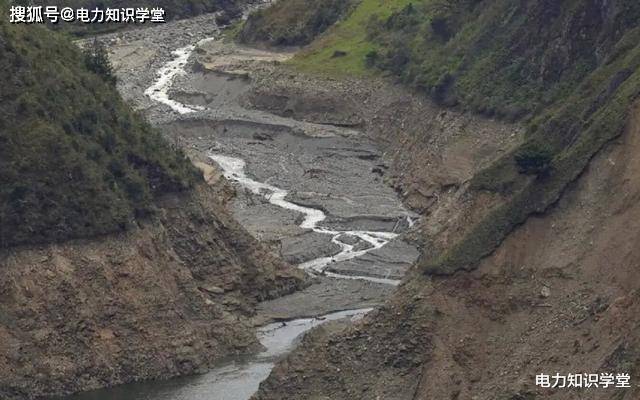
[83,38,116,85]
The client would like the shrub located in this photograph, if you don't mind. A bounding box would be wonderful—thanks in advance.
[83,38,116,85]
[430,16,452,40]
[514,142,554,176]
[364,50,379,68]
[0,16,200,248]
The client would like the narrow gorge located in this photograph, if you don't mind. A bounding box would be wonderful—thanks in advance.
[3,1,640,399]
[55,7,419,399]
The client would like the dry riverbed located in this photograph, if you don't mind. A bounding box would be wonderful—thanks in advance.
[102,15,419,325]
[61,11,421,400]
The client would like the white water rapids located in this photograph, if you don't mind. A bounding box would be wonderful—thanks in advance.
[208,154,404,286]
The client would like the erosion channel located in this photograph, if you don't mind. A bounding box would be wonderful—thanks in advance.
[61,10,419,400]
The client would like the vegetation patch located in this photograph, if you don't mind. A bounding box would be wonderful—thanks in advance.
[0,7,200,248]
[237,0,358,47]
[288,0,414,76]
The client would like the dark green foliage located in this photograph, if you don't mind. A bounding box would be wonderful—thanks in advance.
[83,38,116,84]
[237,0,358,46]
[384,3,420,32]
[514,142,553,176]
[365,0,640,118]
[0,10,200,248]
[430,16,452,40]
[364,50,379,67]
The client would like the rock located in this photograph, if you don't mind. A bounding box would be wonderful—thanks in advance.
[215,13,232,27]
[201,285,225,295]
[540,286,551,298]
[336,234,359,246]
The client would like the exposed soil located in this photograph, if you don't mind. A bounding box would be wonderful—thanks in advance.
[199,10,640,400]
[252,103,640,400]
[0,184,305,400]
[242,59,526,256]
[78,6,640,400]
[89,14,534,400]
[8,6,631,400]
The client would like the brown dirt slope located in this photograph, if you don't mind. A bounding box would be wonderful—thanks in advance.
[251,92,640,400]
[0,182,305,400]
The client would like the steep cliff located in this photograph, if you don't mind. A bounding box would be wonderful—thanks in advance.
[254,103,640,399]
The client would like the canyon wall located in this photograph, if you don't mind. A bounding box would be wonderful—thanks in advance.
[0,183,304,399]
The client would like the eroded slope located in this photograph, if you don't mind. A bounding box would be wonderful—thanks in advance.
[254,100,640,400]
[247,0,640,398]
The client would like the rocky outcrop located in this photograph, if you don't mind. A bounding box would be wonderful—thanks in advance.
[0,183,305,399]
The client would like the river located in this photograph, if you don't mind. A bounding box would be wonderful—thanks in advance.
[61,8,418,399]
[62,309,370,400]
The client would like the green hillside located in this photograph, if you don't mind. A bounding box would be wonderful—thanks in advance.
[280,0,640,274]
[288,0,413,75]
[237,0,358,47]
[0,5,200,248]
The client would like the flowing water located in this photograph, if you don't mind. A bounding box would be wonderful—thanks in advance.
[143,36,222,114]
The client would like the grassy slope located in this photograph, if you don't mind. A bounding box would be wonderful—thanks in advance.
[289,0,413,76]
[287,0,640,274]
[0,3,200,248]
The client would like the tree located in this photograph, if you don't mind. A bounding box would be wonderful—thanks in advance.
[515,142,553,176]
[364,50,379,68]
[83,38,116,85]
